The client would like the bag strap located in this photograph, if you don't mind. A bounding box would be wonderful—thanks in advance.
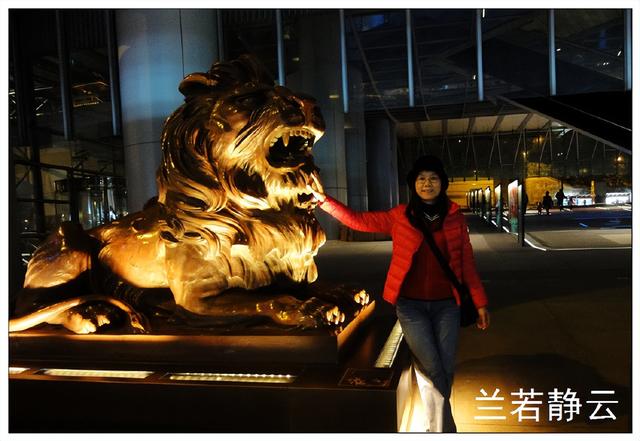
[419,221,469,297]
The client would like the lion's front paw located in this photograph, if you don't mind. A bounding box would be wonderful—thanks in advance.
[299,297,344,328]
[54,303,123,334]
[256,295,344,329]
[61,310,101,334]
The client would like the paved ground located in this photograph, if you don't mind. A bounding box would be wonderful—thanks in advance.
[523,205,631,250]
[315,213,632,433]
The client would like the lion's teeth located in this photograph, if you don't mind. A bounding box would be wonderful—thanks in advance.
[283,132,290,147]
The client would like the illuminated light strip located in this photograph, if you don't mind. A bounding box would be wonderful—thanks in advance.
[168,372,295,384]
[374,320,404,368]
[9,367,29,375]
[524,238,548,252]
[41,369,153,379]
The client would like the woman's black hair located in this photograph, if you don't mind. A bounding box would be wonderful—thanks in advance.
[405,155,450,231]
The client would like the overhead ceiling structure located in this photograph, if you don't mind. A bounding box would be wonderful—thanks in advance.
[500,91,631,153]
[396,113,552,138]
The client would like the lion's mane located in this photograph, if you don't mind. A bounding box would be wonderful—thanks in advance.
[153,55,325,291]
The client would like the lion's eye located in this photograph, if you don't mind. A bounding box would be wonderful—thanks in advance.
[236,93,267,108]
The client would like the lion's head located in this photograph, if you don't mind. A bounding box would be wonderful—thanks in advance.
[153,55,327,290]
[157,55,326,216]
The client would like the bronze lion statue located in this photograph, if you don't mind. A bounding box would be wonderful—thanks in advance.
[10,55,368,334]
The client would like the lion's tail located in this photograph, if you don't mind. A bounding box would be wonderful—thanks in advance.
[9,295,148,334]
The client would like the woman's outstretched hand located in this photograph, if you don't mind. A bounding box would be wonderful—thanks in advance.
[477,307,490,330]
[306,174,326,204]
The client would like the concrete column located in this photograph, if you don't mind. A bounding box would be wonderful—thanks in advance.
[366,117,399,210]
[288,13,347,239]
[116,10,218,212]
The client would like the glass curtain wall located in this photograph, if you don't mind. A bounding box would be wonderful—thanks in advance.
[9,9,126,296]
[223,9,278,81]
[482,9,549,97]
[555,9,625,94]
[346,10,408,109]
[411,9,477,107]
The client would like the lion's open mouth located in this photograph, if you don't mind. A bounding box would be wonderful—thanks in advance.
[267,128,315,168]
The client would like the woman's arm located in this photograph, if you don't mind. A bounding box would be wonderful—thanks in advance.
[308,178,394,234]
[318,195,394,234]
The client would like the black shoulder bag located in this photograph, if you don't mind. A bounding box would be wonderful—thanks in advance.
[421,226,479,328]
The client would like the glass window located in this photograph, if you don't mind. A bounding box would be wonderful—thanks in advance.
[41,167,69,201]
[37,131,73,167]
[19,237,43,267]
[483,9,549,97]
[556,9,625,94]
[224,10,278,82]
[76,175,108,229]
[347,10,408,109]
[412,10,477,106]
[44,202,71,232]
[17,202,39,233]
[12,145,32,162]
[281,10,340,83]
[15,165,36,200]
[9,48,21,152]
[65,10,114,141]
[20,10,65,133]
[37,134,121,174]
[106,176,128,218]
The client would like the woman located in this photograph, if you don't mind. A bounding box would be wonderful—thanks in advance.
[309,155,489,432]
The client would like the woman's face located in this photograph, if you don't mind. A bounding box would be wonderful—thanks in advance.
[415,170,441,203]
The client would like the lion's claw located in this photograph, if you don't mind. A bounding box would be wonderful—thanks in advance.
[323,305,343,325]
[62,311,98,334]
[354,289,370,306]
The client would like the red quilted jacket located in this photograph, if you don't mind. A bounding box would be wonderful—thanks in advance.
[319,195,488,309]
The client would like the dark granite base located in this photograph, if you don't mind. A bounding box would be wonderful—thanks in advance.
[9,306,414,432]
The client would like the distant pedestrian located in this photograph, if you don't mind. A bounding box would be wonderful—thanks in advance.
[555,189,566,211]
[537,201,543,215]
[542,191,553,215]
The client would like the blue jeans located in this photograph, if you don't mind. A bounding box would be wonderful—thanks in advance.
[396,296,460,432]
